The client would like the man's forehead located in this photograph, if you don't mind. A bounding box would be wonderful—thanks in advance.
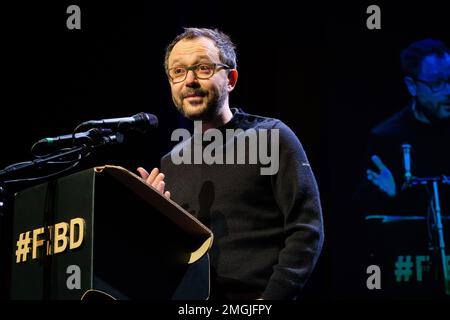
[419,53,450,78]
[169,37,219,64]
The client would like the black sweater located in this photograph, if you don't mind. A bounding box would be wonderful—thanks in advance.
[161,108,324,299]
[357,105,450,215]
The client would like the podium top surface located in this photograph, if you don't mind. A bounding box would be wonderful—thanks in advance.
[94,165,213,263]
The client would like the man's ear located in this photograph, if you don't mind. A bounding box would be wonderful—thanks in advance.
[404,76,417,97]
[227,69,238,92]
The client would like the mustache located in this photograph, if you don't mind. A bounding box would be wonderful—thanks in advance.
[181,89,207,99]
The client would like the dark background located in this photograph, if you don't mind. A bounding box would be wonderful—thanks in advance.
[1,0,449,301]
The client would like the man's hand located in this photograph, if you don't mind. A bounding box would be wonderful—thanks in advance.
[366,155,396,198]
[137,167,171,199]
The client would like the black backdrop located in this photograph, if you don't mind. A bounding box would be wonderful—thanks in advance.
[1,0,449,301]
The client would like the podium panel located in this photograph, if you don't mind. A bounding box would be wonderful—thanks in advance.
[364,215,450,299]
[10,166,212,300]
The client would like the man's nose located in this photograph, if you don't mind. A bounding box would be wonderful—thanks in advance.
[185,70,199,86]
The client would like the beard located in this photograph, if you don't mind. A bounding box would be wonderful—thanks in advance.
[416,99,450,126]
[173,83,228,122]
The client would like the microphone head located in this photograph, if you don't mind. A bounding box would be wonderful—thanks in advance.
[138,112,158,129]
[124,112,158,133]
[401,143,412,181]
[78,113,159,133]
[401,143,411,152]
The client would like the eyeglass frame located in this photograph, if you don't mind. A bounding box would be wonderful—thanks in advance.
[414,76,450,93]
[167,63,231,83]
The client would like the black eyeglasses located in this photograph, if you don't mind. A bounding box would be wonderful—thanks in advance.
[167,63,230,83]
[415,77,450,93]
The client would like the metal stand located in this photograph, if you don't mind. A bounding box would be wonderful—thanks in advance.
[0,131,124,222]
[0,132,123,181]
[0,183,5,218]
[405,176,450,295]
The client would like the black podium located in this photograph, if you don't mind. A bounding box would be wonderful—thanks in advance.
[9,165,213,300]
[364,214,450,298]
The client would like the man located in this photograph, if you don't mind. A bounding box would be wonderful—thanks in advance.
[362,39,450,214]
[356,39,450,298]
[137,28,324,300]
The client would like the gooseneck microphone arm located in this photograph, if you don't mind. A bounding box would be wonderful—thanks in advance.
[0,112,158,223]
[74,112,158,134]
[0,112,158,183]
[0,131,124,181]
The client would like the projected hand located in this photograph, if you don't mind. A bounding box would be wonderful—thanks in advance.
[366,155,396,197]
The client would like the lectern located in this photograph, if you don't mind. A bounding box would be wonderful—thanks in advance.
[10,165,213,300]
[365,214,450,298]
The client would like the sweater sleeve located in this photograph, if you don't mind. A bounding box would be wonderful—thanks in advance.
[263,121,324,299]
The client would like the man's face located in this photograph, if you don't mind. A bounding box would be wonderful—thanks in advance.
[167,37,230,121]
[414,53,450,123]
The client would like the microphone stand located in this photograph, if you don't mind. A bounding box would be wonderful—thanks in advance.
[404,175,450,296]
[0,131,123,210]
[1,132,123,178]
[0,184,5,217]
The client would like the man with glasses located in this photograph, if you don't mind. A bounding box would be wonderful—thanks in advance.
[137,28,324,300]
[362,39,450,205]
[356,39,450,298]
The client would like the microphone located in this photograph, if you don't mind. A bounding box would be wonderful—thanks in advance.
[78,112,158,133]
[402,143,412,182]
[33,128,117,150]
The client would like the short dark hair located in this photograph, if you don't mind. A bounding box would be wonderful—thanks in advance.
[164,27,237,73]
[400,39,449,77]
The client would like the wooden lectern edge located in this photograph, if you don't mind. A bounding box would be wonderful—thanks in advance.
[80,289,117,300]
[188,236,213,264]
[94,165,213,264]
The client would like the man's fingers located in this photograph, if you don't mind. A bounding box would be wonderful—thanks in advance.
[137,167,171,198]
[147,168,159,184]
[367,159,396,197]
[137,167,160,185]
[152,173,165,188]
[137,167,149,179]
[367,169,378,180]
[371,155,387,172]
[156,180,165,193]
[368,169,389,192]
[367,170,381,187]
